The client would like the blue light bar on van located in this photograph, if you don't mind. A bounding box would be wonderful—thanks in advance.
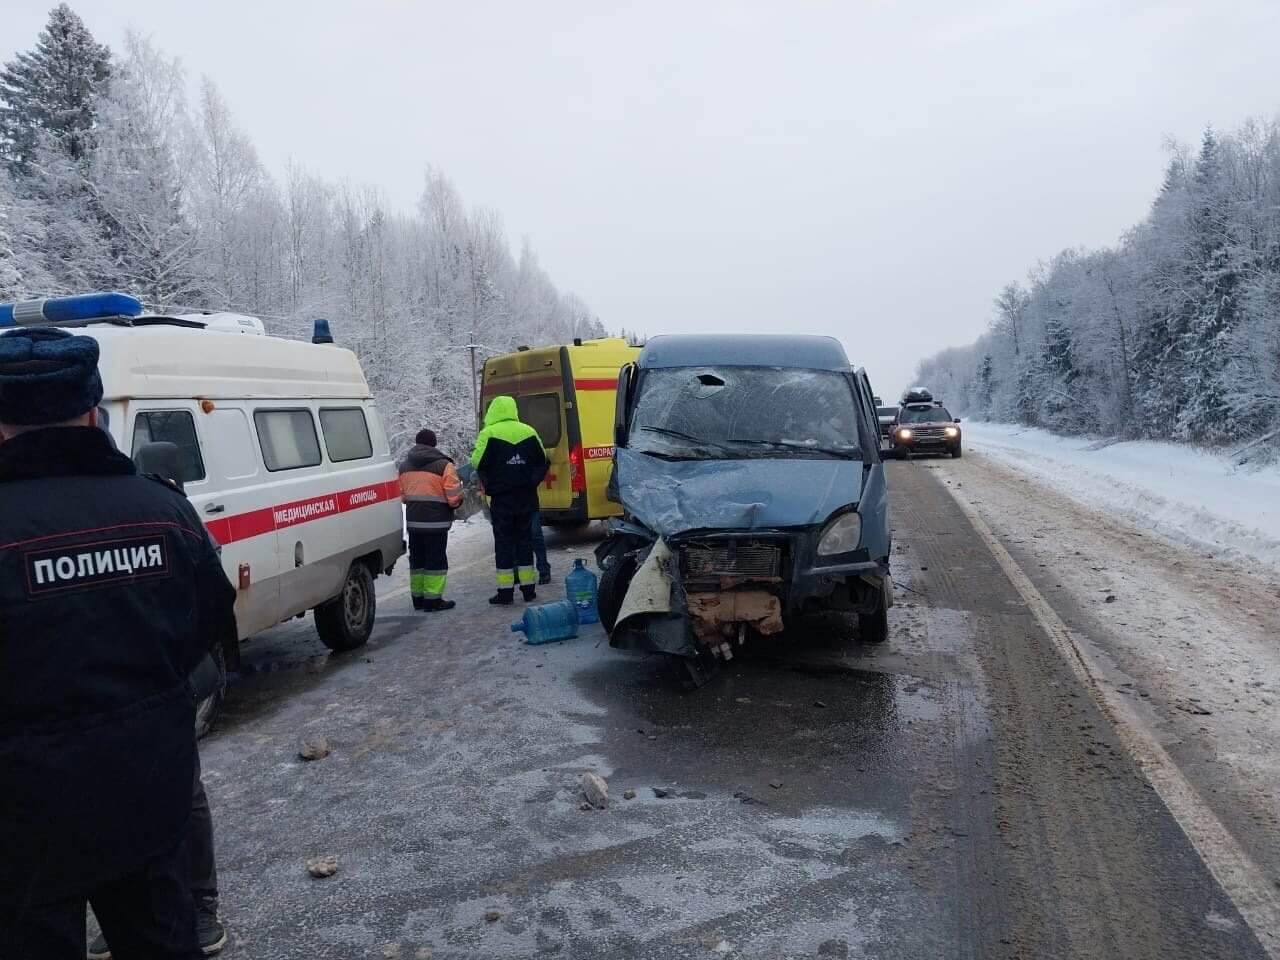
[0,292,145,328]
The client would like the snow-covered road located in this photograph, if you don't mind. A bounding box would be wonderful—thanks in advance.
[962,422,1280,575]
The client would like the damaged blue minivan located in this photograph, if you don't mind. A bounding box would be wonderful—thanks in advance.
[595,334,892,686]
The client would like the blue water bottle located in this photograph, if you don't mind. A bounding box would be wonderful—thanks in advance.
[565,558,600,624]
[511,600,580,645]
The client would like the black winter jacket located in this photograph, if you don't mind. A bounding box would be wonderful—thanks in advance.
[0,427,237,903]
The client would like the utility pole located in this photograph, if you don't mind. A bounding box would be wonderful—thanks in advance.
[467,341,480,432]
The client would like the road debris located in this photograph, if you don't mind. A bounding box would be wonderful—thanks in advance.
[484,910,502,923]
[298,736,330,761]
[813,700,828,709]
[586,773,611,808]
[623,789,636,800]
[305,854,338,878]
[652,787,672,798]
[769,779,783,789]
[582,772,609,809]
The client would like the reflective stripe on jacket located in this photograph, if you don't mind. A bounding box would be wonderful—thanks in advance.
[399,444,463,531]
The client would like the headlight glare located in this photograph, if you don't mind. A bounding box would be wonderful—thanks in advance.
[945,426,959,437]
[818,512,862,556]
[898,428,913,440]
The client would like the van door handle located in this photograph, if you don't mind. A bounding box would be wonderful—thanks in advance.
[204,503,226,515]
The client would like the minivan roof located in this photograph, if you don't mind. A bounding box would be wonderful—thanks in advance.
[638,334,849,371]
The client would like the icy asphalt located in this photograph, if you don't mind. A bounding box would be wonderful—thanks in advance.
[194,462,1272,960]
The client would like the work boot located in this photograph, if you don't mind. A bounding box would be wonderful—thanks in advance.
[538,570,552,585]
[489,590,514,605]
[195,897,228,955]
[520,586,537,603]
[423,599,456,612]
[412,595,426,611]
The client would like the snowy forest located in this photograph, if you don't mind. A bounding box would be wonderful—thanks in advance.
[0,5,607,454]
[916,122,1280,452]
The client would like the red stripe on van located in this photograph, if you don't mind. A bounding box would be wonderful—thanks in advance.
[205,478,403,547]
[574,378,618,391]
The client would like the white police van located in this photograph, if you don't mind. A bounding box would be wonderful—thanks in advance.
[1,293,406,730]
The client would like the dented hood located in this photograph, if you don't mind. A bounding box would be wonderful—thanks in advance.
[615,448,863,538]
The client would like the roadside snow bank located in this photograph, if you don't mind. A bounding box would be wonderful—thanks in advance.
[964,422,1280,574]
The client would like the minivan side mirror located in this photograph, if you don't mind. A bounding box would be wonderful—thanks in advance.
[614,363,635,447]
[134,440,186,493]
[954,418,962,424]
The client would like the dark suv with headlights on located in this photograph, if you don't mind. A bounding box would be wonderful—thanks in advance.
[890,401,962,458]
[595,334,892,687]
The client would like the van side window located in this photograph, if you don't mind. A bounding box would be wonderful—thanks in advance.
[254,409,322,472]
[319,407,373,462]
[205,408,259,481]
[132,410,206,483]
[517,394,562,447]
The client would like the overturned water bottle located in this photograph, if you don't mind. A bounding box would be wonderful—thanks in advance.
[511,599,580,645]
[565,558,600,625]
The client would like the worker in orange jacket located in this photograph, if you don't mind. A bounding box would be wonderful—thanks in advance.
[398,429,464,611]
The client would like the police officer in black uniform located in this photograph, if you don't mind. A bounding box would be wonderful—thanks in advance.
[0,327,237,960]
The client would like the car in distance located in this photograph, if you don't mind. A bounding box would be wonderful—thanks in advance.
[876,404,898,442]
[890,398,962,458]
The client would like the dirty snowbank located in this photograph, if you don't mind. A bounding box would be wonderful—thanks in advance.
[964,422,1280,575]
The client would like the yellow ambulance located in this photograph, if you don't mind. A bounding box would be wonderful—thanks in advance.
[481,337,640,526]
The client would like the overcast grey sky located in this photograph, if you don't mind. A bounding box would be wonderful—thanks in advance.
[5,0,1279,397]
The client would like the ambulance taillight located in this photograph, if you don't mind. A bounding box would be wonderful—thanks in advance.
[569,445,586,493]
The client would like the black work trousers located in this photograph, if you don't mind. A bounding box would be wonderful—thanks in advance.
[491,500,536,591]
[4,833,200,960]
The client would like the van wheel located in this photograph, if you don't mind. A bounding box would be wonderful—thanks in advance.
[597,552,637,633]
[194,642,226,740]
[858,590,889,644]
[316,562,376,652]
[952,443,963,458]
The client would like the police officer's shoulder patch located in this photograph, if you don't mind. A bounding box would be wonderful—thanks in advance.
[23,532,171,598]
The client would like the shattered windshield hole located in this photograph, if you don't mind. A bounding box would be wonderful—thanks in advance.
[693,372,726,397]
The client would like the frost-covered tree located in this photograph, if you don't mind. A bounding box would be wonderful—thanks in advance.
[0,3,111,174]
[0,8,609,458]
[89,32,203,308]
[189,78,262,309]
[916,117,1280,455]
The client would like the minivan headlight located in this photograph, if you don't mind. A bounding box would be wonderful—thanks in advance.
[818,512,862,556]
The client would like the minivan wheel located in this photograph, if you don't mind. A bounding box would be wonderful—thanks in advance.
[316,562,376,652]
[952,443,963,458]
[858,591,889,645]
[194,642,226,740]
[597,552,637,633]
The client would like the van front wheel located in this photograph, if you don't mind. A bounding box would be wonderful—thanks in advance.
[316,562,376,652]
